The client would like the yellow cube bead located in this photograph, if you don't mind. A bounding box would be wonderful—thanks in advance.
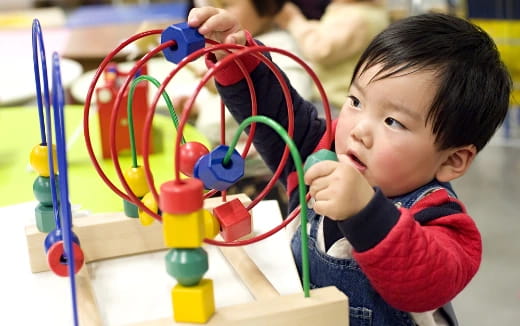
[172,279,215,324]
[163,210,204,248]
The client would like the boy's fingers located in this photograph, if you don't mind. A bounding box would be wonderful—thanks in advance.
[304,161,335,185]
[308,176,328,196]
[304,163,323,185]
[187,7,221,28]
[199,13,241,39]
[187,7,245,55]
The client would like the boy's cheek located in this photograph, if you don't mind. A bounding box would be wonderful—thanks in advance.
[373,149,399,168]
[334,116,355,150]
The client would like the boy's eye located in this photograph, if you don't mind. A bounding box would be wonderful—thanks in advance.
[384,117,405,129]
[347,95,361,109]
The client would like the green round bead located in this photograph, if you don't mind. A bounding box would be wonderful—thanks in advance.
[165,248,208,286]
[303,149,338,173]
[33,176,59,206]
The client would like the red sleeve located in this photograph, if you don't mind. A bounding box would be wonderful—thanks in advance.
[204,31,262,86]
[351,190,482,312]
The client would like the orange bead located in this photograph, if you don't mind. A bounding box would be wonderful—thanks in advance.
[29,144,57,177]
[123,165,149,197]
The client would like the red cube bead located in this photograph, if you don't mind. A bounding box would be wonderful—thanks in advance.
[212,199,251,242]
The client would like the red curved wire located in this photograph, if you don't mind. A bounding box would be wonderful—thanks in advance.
[148,41,299,213]
[83,30,333,245]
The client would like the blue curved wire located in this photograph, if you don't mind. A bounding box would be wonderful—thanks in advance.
[32,19,49,145]
[52,52,79,326]
[32,19,61,229]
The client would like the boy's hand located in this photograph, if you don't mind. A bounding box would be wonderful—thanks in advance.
[304,154,374,221]
[187,7,246,46]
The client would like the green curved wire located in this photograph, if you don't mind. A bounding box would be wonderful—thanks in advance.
[127,74,185,168]
[224,115,310,297]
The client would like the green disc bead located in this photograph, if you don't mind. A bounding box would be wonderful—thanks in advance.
[35,203,56,233]
[33,176,59,206]
[165,248,208,286]
[303,149,338,173]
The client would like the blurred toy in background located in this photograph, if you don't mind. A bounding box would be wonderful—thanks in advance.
[95,62,153,159]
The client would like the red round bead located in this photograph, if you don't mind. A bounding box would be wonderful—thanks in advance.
[179,141,210,177]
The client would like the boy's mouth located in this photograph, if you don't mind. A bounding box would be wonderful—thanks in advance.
[347,151,367,171]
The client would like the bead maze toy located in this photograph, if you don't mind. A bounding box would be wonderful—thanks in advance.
[25,18,349,326]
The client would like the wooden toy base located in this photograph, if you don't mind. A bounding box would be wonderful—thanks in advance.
[128,286,348,326]
[25,194,252,273]
[24,194,349,326]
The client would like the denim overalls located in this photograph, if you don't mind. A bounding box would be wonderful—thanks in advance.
[290,180,458,326]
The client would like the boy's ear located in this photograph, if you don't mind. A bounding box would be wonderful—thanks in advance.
[435,145,477,182]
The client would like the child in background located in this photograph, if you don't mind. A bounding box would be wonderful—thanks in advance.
[289,0,331,19]
[275,0,389,112]
[187,7,511,326]
[218,0,313,98]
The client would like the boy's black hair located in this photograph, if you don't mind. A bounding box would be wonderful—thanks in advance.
[351,13,512,152]
[251,0,288,17]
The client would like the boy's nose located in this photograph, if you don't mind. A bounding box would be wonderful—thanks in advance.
[350,122,372,148]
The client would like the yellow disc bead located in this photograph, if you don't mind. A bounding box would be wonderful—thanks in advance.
[123,166,149,197]
[138,192,157,226]
[29,144,57,177]
[203,209,220,239]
